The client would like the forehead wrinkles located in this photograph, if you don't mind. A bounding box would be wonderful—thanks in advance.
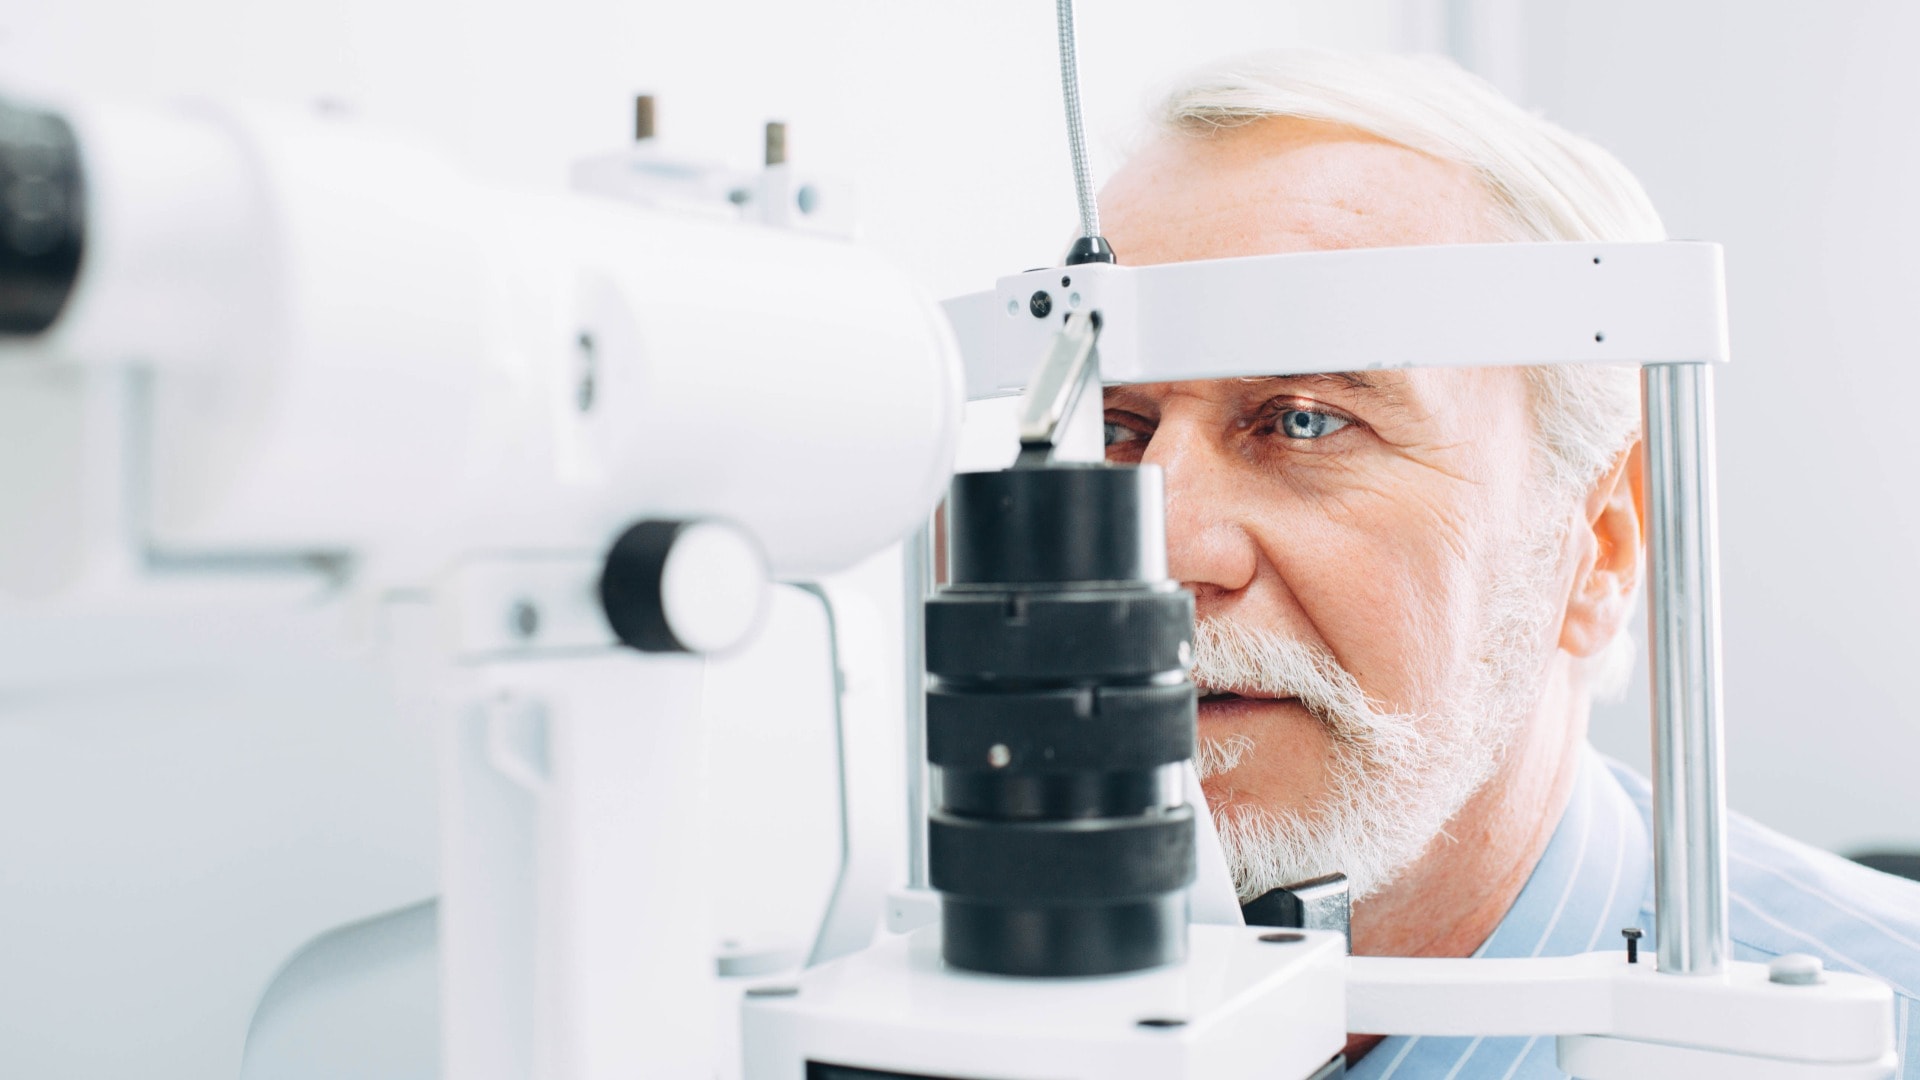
[1100,118,1507,265]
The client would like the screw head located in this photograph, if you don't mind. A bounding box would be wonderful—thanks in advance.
[987,743,1011,768]
[1136,1017,1187,1030]
[1029,290,1053,318]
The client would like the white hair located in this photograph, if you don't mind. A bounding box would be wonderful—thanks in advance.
[1154,49,1653,696]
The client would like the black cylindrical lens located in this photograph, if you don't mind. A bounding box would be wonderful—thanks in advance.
[946,464,1165,586]
[0,98,85,336]
[925,462,1196,977]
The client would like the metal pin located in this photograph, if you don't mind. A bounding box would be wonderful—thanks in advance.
[634,95,655,141]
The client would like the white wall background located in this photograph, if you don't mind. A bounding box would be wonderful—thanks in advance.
[1458,0,1920,857]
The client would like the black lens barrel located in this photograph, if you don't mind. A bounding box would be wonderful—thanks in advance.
[0,98,85,336]
[945,465,1165,586]
[926,463,1196,977]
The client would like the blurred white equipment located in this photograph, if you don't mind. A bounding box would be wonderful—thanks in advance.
[0,92,959,1079]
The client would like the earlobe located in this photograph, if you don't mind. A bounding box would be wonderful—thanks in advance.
[1558,440,1646,659]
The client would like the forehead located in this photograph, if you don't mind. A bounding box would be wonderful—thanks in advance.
[1098,117,1504,265]
[1097,118,1529,432]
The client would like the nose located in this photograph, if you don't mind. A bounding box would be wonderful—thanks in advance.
[1141,414,1260,612]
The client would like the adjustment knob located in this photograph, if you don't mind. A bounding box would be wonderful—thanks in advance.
[600,520,769,654]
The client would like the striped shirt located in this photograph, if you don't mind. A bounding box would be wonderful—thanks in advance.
[1347,745,1920,1078]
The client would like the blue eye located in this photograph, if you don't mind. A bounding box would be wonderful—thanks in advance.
[1277,409,1348,439]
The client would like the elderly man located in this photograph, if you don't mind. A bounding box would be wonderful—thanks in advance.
[1095,51,1920,1076]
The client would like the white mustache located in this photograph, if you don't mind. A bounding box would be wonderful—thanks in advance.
[1188,617,1424,760]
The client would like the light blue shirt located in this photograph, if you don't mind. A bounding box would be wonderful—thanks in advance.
[1347,746,1920,1078]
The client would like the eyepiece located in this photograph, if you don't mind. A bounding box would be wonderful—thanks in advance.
[0,98,85,336]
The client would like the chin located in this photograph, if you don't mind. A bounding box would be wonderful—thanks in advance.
[1195,696,1335,815]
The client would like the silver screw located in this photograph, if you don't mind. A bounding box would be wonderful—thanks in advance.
[987,744,1011,768]
[634,95,655,141]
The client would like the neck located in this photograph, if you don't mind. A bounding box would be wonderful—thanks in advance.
[1341,659,1590,1062]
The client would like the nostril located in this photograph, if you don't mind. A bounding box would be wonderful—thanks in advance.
[1180,581,1237,607]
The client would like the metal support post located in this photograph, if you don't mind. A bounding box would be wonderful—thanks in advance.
[902,519,934,889]
[1642,362,1730,976]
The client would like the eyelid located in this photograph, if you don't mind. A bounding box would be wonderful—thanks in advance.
[1257,395,1362,428]
[1102,410,1154,452]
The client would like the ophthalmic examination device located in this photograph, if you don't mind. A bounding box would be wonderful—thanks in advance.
[0,3,1901,1078]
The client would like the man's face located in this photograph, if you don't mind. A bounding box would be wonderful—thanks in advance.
[1099,119,1570,900]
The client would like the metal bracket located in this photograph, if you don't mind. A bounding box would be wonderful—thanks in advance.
[1242,873,1351,952]
[1014,309,1101,467]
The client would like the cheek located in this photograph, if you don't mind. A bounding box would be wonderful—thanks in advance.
[1249,483,1494,711]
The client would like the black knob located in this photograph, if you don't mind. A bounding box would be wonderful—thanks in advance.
[599,520,767,654]
[1064,235,1115,265]
[0,97,86,336]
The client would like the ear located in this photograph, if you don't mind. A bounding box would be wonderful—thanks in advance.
[1558,439,1646,659]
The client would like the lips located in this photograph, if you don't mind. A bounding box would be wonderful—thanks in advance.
[1196,690,1299,722]
[1198,690,1258,703]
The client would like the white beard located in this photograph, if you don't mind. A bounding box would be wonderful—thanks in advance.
[1189,515,1564,904]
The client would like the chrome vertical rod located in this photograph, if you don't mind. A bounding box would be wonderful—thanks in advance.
[1643,362,1730,976]
[902,519,935,889]
[1054,0,1100,241]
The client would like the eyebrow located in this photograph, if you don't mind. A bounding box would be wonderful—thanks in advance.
[1238,372,1415,421]
[1104,370,1409,417]
[1240,372,1374,389]
[1238,372,1392,398]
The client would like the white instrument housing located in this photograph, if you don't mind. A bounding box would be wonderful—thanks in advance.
[944,241,1729,401]
[7,99,963,585]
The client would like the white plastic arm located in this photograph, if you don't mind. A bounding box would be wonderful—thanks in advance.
[945,241,1729,401]
[1347,952,1895,1077]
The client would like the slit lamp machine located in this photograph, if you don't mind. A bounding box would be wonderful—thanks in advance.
[0,3,1900,1078]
